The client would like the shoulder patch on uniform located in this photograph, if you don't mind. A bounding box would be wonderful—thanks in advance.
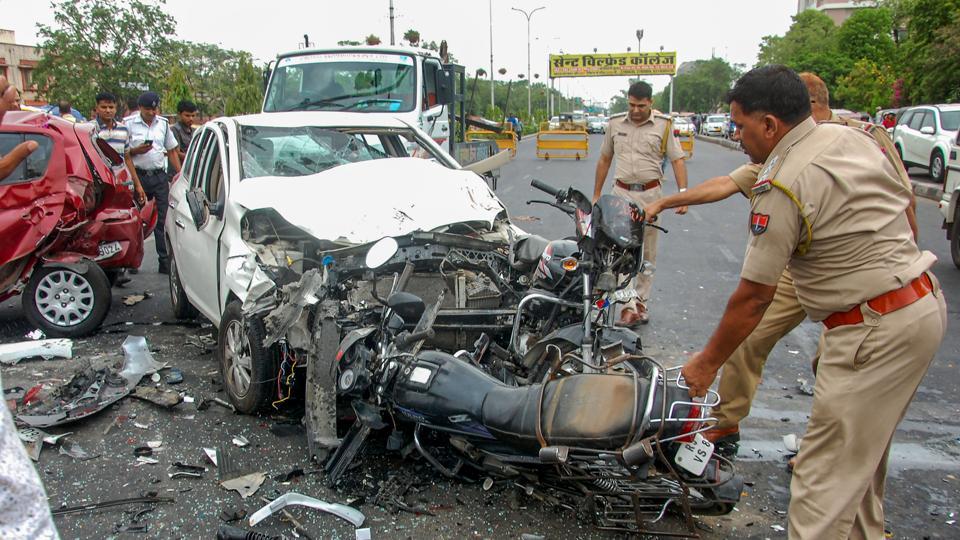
[749,212,769,235]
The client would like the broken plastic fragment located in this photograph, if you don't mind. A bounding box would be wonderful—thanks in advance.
[0,339,73,365]
[25,329,46,340]
[59,439,98,460]
[164,368,184,385]
[122,293,148,306]
[147,440,162,449]
[203,447,218,467]
[134,422,149,429]
[220,472,266,499]
[118,336,166,385]
[783,434,801,454]
[356,528,372,540]
[135,456,160,466]
[232,435,250,447]
[248,492,365,528]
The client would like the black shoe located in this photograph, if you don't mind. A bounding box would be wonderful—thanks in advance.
[129,268,139,275]
[158,262,170,275]
[114,272,132,287]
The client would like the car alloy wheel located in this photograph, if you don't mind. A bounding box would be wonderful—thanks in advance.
[223,319,253,398]
[34,269,96,327]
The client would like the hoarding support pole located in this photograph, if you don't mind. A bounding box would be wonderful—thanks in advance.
[669,75,674,114]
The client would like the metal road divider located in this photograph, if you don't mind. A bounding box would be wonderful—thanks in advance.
[536,121,589,160]
[677,130,695,159]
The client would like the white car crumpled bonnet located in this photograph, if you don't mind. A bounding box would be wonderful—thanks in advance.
[232,158,505,245]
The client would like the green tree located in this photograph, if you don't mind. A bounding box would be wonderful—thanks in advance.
[225,54,264,115]
[660,58,743,112]
[365,34,381,46]
[836,7,896,67]
[897,0,960,103]
[835,58,897,111]
[757,10,850,91]
[34,0,175,110]
[161,65,192,113]
[403,29,420,46]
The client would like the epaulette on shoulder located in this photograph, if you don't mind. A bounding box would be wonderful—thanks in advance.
[609,112,627,119]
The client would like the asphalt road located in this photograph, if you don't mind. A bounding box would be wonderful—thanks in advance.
[0,134,958,539]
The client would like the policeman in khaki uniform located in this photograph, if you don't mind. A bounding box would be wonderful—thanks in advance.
[680,66,945,539]
[594,81,688,326]
[644,72,920,455]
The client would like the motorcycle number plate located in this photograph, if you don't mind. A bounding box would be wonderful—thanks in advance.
[96,241,122,260]
[610,288,639,303]
[674,434,713,476]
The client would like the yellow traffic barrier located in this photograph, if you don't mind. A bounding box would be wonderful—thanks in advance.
[466,128,517,157]
[678,131,695,159]
[536,121,589,160]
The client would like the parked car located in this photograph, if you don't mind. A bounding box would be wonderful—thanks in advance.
[702,114,727,137]
[586,116,603,134]
[548,116,560,130]
[0,111,155,336]
[165,112,510,410]
[673,117,695,137]
[937,129,960,267]
[893,104,960,183]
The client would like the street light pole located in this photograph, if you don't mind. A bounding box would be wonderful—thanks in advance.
[389,0,395,46]
[511,6,545,119]
[489,0,495,109]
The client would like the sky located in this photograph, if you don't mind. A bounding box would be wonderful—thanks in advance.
[2,0,798,107]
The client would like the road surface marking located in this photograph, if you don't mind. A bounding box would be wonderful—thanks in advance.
[717,245,738,264]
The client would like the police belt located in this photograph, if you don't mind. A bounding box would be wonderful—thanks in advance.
[822,273,933,329]
[616,179,660,192]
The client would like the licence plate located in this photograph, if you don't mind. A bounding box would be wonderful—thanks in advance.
[96,241,122,260]
[609,288,639,303]
[674,433,714,476]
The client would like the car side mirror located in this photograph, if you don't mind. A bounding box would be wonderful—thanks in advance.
[185,189,206,230]
[435,68,455,105]
[920,126,935,135]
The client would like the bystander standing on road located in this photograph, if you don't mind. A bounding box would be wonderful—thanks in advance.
[90,91,145,205]
[680,65,945,539]
[0,74,60,540]
[643,72,920,458]
[170,99,198,163]
[593,81,688,326]
[125,91,181,274]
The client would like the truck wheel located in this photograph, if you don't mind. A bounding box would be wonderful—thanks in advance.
[23,263,111,337]
[168,253,197,319]
[930,150,946,183]
[218,301,278,414]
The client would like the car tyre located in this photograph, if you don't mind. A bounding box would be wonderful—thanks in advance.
[218,301,278,414]
[930,150,946,183]
[23,263,111,338]
[169,253,198,319]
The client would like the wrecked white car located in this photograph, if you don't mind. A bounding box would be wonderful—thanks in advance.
[165,112,517,412]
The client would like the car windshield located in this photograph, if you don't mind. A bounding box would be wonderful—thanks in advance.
[264,52,417,113]
[941,111,960,131]
[707,115,726,123]
[238,125,441,180]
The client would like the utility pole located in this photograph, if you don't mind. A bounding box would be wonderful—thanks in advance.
[636,29,643,54]
[511,6,546,119]
[389,0,396,45]
[489,0,495,109]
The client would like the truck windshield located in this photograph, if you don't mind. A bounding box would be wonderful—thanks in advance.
[264,52,417,113]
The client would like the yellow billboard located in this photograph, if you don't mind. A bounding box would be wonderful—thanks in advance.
[549,52,677,78]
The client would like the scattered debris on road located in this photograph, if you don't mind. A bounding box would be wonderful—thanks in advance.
[0,338,73,365]
[248,492,366,528]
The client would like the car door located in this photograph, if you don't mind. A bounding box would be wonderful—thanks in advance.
[918,109,938,164]
[172,126,228,321]
[903,110,924,163]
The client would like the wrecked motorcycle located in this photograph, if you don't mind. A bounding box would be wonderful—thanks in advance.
[321,249,742,534]
[305,182,740,533]
[0,111,156,337]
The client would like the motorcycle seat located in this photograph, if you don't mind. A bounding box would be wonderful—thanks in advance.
[511,234,550,269]
[481,374,650,450]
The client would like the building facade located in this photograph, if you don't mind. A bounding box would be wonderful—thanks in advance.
[797,0,878,25]
[0,29,43,106]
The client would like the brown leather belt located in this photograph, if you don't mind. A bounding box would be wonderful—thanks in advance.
[616,179,660,192]
[823,273,933,329]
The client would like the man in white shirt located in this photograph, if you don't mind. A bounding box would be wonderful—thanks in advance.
[125,91,181,274]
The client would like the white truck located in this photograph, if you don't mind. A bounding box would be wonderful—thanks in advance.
[937,129,960,268]
[263,46,453,149]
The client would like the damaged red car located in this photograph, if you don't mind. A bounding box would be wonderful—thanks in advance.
[0,111,156,336]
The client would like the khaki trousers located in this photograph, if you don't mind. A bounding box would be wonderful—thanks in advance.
[713,270,807,429]
[788,282,946,539]
[612,184,661,312]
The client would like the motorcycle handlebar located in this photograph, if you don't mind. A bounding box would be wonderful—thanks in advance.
[395,328,435,349]
[530,179,562,198]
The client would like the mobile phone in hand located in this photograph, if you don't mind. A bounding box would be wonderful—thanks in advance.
[142,139,153,146]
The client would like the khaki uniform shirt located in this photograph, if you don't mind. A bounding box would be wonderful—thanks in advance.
[600,113,684,183]
[740,117,933,321]
[728,113,913,197]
